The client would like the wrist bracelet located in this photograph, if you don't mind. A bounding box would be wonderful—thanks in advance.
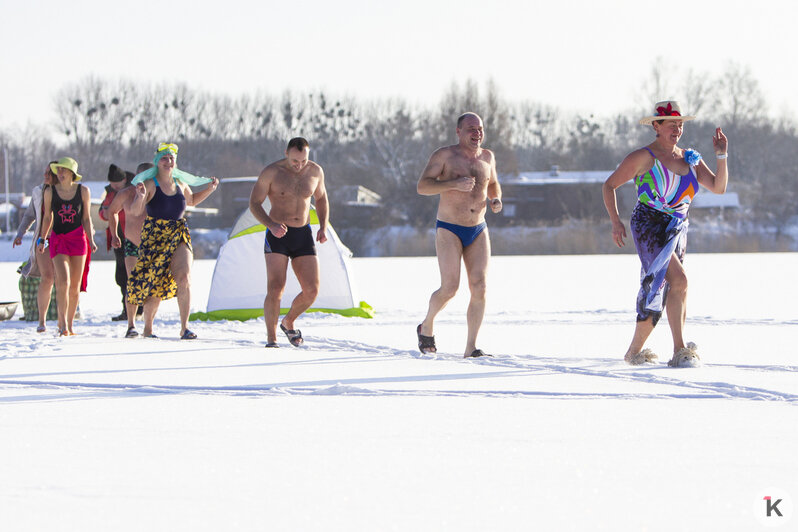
[37,237,44,245]
[716,153,728,159]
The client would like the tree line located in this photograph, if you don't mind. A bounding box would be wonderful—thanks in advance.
[1,61,796,232]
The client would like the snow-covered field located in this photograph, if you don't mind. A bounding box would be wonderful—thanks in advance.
[1,251,796,531]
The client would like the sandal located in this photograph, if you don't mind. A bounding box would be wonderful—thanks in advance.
[466,349,492,358]
[36,325,46,333]
[180,329,198,340]
[417,324,436,354]
[125,327,139,339]
[264,341,280,348]
[280,323,303,347]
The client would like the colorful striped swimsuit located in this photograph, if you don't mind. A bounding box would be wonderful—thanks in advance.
[634,147,698,219]
[629,147,700,325]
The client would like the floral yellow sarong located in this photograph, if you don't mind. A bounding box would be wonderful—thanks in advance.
[127,217,191,305]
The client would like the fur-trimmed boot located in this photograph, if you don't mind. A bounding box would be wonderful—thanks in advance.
[625,348,658,365]
[668,342,701,368]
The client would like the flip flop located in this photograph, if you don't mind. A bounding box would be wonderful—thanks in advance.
[280,323,303,347]
[264,341,280,348]
[36,325,46,333]
[125,327,139,339]
[465,349,492,358]
[144,333,158,339]
[181,329,198,340]
[417,324,436,354]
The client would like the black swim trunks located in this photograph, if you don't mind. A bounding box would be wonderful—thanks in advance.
[264,224,317,258]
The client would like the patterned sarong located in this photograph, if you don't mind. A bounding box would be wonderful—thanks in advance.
[127,217,191,305]
[630,203,688,326]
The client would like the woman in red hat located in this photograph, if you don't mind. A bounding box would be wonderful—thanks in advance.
[602,101,728,367]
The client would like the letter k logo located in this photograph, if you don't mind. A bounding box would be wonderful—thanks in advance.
[765,496,783,517]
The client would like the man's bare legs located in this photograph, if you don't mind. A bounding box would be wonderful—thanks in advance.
[36,251,55,330]
[170,243,193,336]
[263,253,319,343]
[420,229,463,338]
[623,253,687,360]
[264,253,289,344]
[462,230,490,356]
[281,255,320,331]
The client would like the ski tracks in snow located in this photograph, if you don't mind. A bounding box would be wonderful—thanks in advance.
[1,320,797,403]
[300,335,798,403]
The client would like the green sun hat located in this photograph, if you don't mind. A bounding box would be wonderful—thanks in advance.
[50,157,82,181]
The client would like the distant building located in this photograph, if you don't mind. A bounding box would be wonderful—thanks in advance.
[496,166,739,224]
[336,185,382,207]
[219,177,258,227]
[331,185,385,227]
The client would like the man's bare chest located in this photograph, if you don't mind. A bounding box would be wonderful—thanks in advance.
[447,158,491,185]
[272,173,318,198]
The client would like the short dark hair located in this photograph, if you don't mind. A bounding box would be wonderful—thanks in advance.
[136,162,154,174]
[287,137,310,152]
[457,112,481,128]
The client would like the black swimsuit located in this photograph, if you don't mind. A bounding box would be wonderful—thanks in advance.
[264,225,317,258]
[147,177,186,220]
[51,184,83,235]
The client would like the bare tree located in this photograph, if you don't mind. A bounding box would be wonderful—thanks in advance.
[710,62,767,127]
[54,77,139,176]
[635,58,676,110]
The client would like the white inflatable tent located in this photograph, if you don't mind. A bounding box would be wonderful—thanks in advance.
[191,200,373,321]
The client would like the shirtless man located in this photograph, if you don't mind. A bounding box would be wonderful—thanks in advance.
[108,162,153,338]
[249,137,329,348]
[417,112,503,358]
[99,164,131,321]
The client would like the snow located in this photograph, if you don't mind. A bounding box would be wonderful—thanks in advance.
[1,252,797,531]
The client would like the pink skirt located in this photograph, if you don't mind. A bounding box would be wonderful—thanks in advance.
[49,227,91,292]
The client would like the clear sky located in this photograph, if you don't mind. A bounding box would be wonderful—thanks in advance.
[2,0,796,136]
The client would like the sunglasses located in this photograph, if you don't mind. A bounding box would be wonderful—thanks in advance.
[157,143,179,154]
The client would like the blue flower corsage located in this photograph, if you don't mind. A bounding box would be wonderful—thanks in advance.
[684,149,702,167]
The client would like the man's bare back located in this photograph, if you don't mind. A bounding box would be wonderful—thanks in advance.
[109,186,146,247]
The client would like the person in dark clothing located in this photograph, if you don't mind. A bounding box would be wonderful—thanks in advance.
[99,164,130,321]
